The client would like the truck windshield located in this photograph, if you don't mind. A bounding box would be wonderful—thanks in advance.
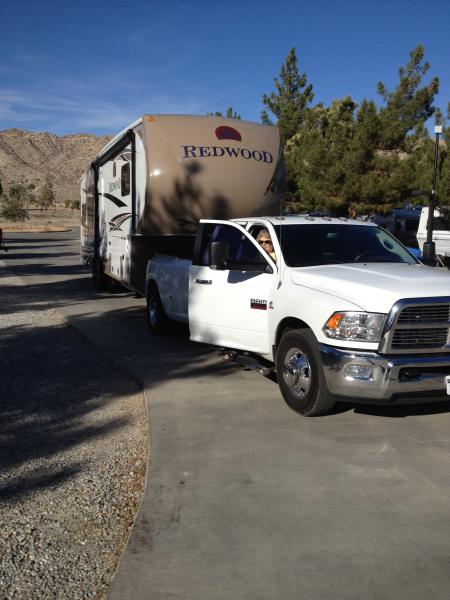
[273,224,417,267]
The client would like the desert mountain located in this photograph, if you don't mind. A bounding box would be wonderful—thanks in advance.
[0,128,112,205]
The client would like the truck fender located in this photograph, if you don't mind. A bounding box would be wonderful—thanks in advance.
[274,317,313,360]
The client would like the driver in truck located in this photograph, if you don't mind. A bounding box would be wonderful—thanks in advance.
[256,228,276,262]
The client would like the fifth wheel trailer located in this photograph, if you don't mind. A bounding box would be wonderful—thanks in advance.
[80,115,285,293]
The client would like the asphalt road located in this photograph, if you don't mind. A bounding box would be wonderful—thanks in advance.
[4,229,450,600]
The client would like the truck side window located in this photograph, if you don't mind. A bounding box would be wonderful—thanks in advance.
[194,223,217,265]
[200,224,268,268]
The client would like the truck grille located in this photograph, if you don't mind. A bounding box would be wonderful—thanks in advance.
[381,299,450,354]
[392,328,448,349]
[397,305,450,324]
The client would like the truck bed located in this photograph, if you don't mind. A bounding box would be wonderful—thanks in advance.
[146,255,191,322]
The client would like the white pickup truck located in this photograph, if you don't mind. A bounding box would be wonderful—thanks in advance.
[417,207,450,262]
[146,215,450,416]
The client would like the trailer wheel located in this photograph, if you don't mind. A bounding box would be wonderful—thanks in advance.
[146,285,171,335]
[276,329,335,416]
[92,258,110,290]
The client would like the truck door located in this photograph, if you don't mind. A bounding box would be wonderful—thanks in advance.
[189,221,276,355]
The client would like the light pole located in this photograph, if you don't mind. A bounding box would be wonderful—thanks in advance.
[423,124,443,261]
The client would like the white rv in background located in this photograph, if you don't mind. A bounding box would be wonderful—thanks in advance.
[416,207,450,259]
[80,115,284,293]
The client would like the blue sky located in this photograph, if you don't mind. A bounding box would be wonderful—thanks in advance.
[1,0,448,136]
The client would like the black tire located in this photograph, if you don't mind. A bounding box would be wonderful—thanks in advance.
[92,258,110,290]
[146,285,171,335]
[276,328,335,416]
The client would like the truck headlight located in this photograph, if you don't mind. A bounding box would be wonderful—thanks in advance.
[323,312,387,342]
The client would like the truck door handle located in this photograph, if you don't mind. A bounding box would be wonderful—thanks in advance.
[195,279,212,285]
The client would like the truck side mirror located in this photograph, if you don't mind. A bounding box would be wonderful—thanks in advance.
[209,241,229,270]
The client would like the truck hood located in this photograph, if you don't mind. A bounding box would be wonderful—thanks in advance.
[290,263,450,312]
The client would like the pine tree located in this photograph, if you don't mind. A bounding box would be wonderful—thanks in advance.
[207,107,241,119]
[377,44,439,151]
[262,47,314,143]
[2,184,29,222]
[9,183,26,203]
[37,177,55,211]
[283,45,443,216]
[285,98,358,213]
[226,107,241,119]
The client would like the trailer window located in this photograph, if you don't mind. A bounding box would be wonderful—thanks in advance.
[121,163,130,196]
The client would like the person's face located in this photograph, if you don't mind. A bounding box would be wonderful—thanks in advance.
[258,236,273,251]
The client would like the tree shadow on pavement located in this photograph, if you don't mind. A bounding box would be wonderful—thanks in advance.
[0,317,137,503]
[0,251,241,502]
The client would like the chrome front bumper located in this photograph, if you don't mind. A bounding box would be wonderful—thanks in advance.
[320,344,450,402]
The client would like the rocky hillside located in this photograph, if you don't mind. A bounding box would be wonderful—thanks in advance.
[0,129,112,205]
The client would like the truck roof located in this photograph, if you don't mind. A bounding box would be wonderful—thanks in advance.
[234,215,377,227]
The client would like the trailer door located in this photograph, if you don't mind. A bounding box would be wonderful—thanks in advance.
[98,145,133,281]
[189,221,276,355]
[111,152,133,280]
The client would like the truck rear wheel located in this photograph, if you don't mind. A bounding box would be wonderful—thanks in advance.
[146,285,171,335]
[276,329,335,416]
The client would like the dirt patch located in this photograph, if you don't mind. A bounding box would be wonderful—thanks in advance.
[1,208,79,233]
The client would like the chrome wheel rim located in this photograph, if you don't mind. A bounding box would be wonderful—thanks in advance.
[282,347,311,398]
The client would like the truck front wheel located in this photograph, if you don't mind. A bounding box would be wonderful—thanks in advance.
[146,285,171,335]
[276,329,335,416]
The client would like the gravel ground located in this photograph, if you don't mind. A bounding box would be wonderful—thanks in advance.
[0,264,148,599]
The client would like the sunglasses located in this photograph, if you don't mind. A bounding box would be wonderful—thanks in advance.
[259,239,272,245]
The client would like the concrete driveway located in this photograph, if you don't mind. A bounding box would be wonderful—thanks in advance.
[4,229,450,600]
